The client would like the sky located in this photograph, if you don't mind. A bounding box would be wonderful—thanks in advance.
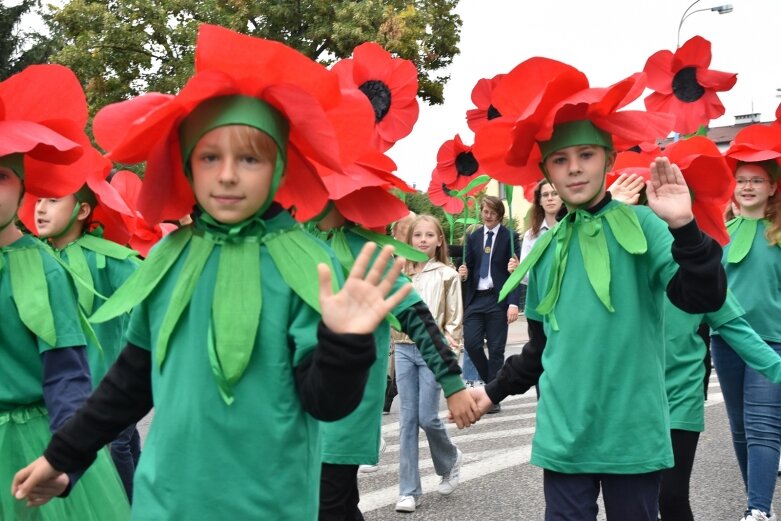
[388,0,781,190]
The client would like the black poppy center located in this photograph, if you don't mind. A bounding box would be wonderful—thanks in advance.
[455,151,479,176]
[487,104,502,120]
[441,182,451,194]
[359,80,392,123]
[672,67,705,103]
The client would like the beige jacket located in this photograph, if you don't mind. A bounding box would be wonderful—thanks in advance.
[391,260,463,352]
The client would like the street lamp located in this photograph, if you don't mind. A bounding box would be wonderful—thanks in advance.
[677,0,733,48]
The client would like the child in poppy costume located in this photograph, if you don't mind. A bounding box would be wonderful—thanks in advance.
[0,64,130,520]
[714,124,781,521]
[608,137,781,521]
[311,44,477,519]
[470,60,727,520]
[19,153,142,501]
[12,25,412,520]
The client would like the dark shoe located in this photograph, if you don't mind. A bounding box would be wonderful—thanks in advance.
[487,403,501,414]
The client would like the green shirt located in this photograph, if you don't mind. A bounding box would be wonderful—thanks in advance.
[0,235,85,411]
[59,237,139,385]
[526,202,677,474]
[319,229,463,465]
[723,219,781,342]
[126,212,331,520]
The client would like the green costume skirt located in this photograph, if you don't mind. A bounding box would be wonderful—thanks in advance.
[0,404,131,521]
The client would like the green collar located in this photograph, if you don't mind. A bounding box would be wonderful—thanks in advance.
[725,216,778,264]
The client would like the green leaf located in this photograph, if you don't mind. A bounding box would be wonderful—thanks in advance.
[454,175,491,197]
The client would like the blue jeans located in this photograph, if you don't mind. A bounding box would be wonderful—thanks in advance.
[461,348,480,382]
[395,343,458,497]
[111,423,141,502]
[711,335,781,513]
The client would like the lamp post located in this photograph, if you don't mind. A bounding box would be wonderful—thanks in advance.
[677,0,733,47]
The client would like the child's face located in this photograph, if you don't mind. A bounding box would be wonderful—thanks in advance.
[539,182,562,216]
[480,205,500,229]
[35,195,80,237]
[411,220,442,259]
[0,167,22,227]
[734,164,776,214]
[190,126,276,224]
[543,145,613,208]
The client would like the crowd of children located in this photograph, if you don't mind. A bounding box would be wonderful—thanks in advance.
[3,22,781,521]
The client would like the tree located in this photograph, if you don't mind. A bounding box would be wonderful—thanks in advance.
[45,0,462,114]
[0,0,58,81]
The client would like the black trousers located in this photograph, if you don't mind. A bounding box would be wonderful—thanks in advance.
[543,469,662,520]
[319,463,364,521]
[659,429,700,521]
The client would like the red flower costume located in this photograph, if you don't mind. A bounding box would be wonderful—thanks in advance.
[0,64,86,196]
[643,36,737,135]
[331,42,420,152]
[92,24,376,224]
[427,134,488,214]
[466,74,506,132]
[724,124,781,196]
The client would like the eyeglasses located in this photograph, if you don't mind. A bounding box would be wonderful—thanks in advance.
[736,178,769,187]
[540,191,559,199]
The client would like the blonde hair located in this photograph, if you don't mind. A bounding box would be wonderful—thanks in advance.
[766,192,781,245]
[227,125,278,163]
[405,215,448,273]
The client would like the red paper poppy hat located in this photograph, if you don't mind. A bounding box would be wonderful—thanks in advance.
[497,72,673,189]
[723,124,781,172]
[93,24,375,224]
[433,134,484,190]
[666,136,734,245]
[466,74,506,132]
[0,64,86,196]
[472,57,588,187]
[643,36,737,135]
[331,42,420,152]
[607,147,657,189]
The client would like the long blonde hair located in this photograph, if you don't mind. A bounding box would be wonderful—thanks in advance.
[405,215,448,273]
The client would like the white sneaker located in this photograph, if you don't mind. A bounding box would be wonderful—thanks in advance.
[395,495,421,513]
[743,509,776,521]
[359,438,387,473]
[437,447,463,496]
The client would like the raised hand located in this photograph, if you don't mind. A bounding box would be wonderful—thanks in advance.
[646,157,694,229]
[12,456,68,507]
[445,389,482,429]
[318,242,411,334]
[608,172,645,205]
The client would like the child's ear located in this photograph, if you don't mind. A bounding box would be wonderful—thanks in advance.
[76,202,92,222]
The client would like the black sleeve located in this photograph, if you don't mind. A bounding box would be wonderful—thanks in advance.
[397,302,461,374]
[41,347,92,432]
[294,321,376,422]
[44,343,153,475]
[484,319,546,403]
[666,220,727,313]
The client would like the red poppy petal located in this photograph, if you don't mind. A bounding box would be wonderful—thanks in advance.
[334,187,409,228]
[0,120,82,167]
[673,36,712,70]
[0,64,88,127]
[137,134,194,225]
[427,174,464,214]
[595,110,674,148]
[643,50,675,94]
[275,146,329,222]
[93,93,174,158]
[693,203,730,246]
[696,68,737,91]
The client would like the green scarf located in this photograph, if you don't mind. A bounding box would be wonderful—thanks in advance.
[91,208,337,404]
[1,239,57,346]
[499,203,646,330]
[725,217,780,264]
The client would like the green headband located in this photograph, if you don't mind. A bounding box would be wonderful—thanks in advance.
[539,120,614,161]
[179,95,289,170]
[737,160,780,182]
[0,153,24,179]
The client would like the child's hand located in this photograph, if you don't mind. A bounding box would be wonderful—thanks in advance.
[467,386,496,415]
[12,456,69,507]
[608,172,645,205]
[646,157,694,229]
[507,256,519,273]
[318,242,411,334]
[458,264,468,281]
[445,389,481,428]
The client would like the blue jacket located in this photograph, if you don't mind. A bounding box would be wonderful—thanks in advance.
[462,224,521,309]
